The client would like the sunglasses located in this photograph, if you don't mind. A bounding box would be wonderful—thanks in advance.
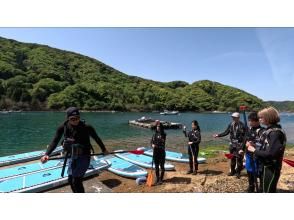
[69,117,80,122]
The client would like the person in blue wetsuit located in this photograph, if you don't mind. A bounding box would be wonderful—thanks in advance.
[40,107,109,193]
[183,120,201,175]
[245,112,265,192]
[247,107,286,193]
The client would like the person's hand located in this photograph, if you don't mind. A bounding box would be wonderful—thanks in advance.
[41,155,49,163]
[103,149,109,155]
[213,134,218,138]
[247,145,256,153]
[188,142,193,145]
[238,150,244,155]
[152,144,155,148]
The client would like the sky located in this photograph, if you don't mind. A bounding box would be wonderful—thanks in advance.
[0,27,293,101]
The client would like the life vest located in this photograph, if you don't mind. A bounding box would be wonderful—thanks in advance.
[62,120,94,154]
[260,127,287,165]
[229,121,245,142]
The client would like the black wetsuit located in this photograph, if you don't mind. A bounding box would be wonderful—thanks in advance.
[245,125,265,192]
[46,120,106,193]
[218,121,246,175]
[151,132,166,183]
[183,129,201,172]
[254,124,286,193]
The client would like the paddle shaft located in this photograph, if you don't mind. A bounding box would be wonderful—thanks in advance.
[48,150,143,160]
[61,151,70,177]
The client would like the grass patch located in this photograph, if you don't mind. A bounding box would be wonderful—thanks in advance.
[199,145,228,158]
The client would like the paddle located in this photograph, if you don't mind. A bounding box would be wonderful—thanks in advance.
[224,153,234,160]
[225,153,294,168]
[283,158,294,167]
[48,149,144,160]
[146,155,154,187]
[61,151,70,177]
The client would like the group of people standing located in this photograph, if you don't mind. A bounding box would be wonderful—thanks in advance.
[214,106,287,193]
[40,106,286,193]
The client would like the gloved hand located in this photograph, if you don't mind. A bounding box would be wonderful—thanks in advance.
[41,155,49,163]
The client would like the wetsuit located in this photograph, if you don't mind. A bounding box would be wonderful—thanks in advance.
[245,125,265,192]
[151,132,166,183]
[46,120,106,193]
[218,121,246,176]
[183,129,201,173]
[253,124,286,193]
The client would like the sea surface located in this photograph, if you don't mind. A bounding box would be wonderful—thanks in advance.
[0,111,293,156]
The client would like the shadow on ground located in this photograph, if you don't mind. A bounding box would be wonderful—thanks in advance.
[164,177,191,184]
[198,169,223,176]
[101,179,122,188]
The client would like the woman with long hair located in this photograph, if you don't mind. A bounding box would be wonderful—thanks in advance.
[151,121,166,185]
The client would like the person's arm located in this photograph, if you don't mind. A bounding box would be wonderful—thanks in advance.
[45,125,64,156]
[254,131,284,159]
[217,124,231,137]
[88,125,107,152]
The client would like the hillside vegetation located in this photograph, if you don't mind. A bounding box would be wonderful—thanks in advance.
[0,36,264,112]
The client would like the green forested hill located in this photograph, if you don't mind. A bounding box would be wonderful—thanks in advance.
[0,36,264,111]
[265,101,294,112]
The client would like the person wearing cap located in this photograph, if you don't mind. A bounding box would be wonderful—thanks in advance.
[40,107,109,193]
[213,112,246,178]
[151,121,166,185]
[183,120,201,175]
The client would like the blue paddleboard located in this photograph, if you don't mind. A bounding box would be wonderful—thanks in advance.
[140,147,206,163]
[115,151,175,170]
[0,146,63,167]
[0,160,64,180]
[96,155,147,179]
[0,158,110,193]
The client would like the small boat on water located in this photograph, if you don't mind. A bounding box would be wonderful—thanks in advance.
[160,110,179,115]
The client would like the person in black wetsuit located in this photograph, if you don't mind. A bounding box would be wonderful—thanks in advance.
[183,120,201,175]
[245,112,265,192]
[213,112,246,179]
[151,121,166,185]
[40,107,109,193]
[247,107,286,193]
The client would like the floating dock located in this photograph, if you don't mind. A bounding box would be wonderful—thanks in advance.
[128,119,182,129]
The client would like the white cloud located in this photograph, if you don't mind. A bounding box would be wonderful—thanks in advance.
[256,28,294,87]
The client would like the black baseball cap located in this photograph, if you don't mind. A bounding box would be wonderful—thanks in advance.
[66,107,80,118]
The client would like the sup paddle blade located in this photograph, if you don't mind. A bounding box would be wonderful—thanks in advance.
[283,158,294,167]
[225,153,234,159]
[128,150,144,155]
[146,170,153,187]
[239,105,247,111]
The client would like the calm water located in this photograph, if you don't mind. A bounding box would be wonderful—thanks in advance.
[0,111,294,156]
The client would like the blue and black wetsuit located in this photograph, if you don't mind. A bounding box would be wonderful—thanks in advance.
[46,120,106,193]
[245,125,265,192]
